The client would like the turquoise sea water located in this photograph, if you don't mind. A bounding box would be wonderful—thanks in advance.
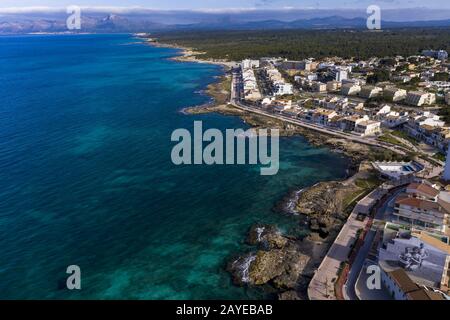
[0,34,350,299]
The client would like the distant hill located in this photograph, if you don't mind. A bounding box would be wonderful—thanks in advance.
[0,14,166,34]
[1,14,450,34]
[172,16,450,30]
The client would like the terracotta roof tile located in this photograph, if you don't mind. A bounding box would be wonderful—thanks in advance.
[407,183,439,198]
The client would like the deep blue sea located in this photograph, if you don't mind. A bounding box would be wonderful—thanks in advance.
[0,34,350,299]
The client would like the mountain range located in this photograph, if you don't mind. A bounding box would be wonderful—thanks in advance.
[1,10,450,34]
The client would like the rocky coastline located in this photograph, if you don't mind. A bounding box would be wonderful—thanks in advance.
[139,37,407,299]
[139,36,236,68]
[227,223,338,300]
[189,75,405,298]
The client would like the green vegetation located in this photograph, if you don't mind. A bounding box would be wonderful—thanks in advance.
[395,79,420,91]
[432,72,449,82]
[386,222,410,231]
[367,69,391,84]
[155,28,450,61]
[302,99,315,109]
[391,130,419,145]
[433,152,446,162]
[438,106,450,125]
[378,130,421,149]
[368,148,413,162]
[364,96,390,108]
[379,58,397,67]
[420,154,442,166]
[343,173,382,214]
[378,134,404,146]
[343,189,369,214]
[354,174,382,190]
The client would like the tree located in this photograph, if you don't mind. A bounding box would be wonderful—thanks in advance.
[433,72,449,82]
[367,69,391,84]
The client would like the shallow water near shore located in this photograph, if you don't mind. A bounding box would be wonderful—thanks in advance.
[0,34,350,299]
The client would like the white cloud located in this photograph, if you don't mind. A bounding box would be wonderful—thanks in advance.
[0,6,156,14]
[0,7,64,14]
[0,6,309,15]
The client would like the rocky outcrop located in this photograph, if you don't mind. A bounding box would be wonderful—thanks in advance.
[296,181,346,216]
[309,217,334,239]
[248,249,287,285]
[246,224,288,249]
[269,248,310,290]
[228,253,257,286]
[278,290,302,300]
[292,180,359,240]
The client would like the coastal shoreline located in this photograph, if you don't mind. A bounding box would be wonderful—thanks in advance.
[141,37,236,68]
[139,36,403,299]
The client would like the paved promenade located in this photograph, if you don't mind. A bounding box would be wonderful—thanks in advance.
[307,210,366,300]
[307,184,390,300]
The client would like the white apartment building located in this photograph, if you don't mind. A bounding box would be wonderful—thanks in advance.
[376,105,392,116]
[341,83,361,96]
[384,87,407,102]
[329,66,350,82]
[341,115,369,131]
[326,80,341,92]
[265,65,293,96]
[354,120,382,136]
[312,81,327,92]
[394,197,448,233]
[359,85,383,99]
[274,82,293,96]
[342,78,366,86]
[381,268,418,300]
[306,108,338,125]
[322,96,348,110]
[382,113,409,128]
[410,112,445,128]
[393,184,449,233]
[242,62,261,101]
[241,59,260,69]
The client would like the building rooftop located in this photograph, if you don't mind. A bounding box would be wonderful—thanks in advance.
[420,124,438,132]
[379,236,449,289]
[395,197,440,211]
[388,268,420,294]
[407,287,446,300]
[408,91,429,96]
[344,115,362,122]
[372,161,424,180]
[316,108,336,116]
[357,120,380,126]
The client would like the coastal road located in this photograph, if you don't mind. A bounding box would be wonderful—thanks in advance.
[230,99,409,154]
[344,229,376,300]
[307,209,367,300]
[230,71,445,178]
[343,185,406,300]
[307,182,388,300]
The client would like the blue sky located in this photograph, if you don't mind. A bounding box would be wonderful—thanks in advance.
[1,0,449,10]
